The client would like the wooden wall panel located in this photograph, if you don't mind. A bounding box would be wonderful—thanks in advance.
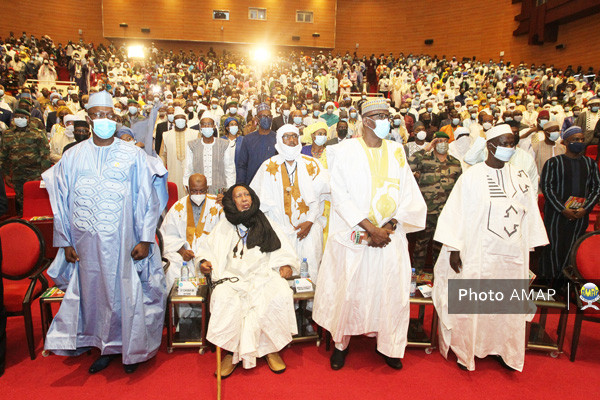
[102,0,337,49]
[334,0,600,69]
[0,0,106,45]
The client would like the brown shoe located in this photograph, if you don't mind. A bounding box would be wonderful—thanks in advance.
[265,352,286,374]
[214,354,237,379]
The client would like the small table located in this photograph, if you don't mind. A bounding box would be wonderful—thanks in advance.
[166,280,210,354]
[407,290,438,354]
[526,288,569,358]
[290,280,322,346]
[39,287,65,357]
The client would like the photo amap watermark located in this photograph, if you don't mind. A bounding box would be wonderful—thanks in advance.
[448,279,555,314]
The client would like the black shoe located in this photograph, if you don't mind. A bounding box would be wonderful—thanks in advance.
[89,355,116,374]
[330,348,348,370]
[491,355,516,371]
[376,349,403,370]
[123,363,139,374]
[457,361,469,371]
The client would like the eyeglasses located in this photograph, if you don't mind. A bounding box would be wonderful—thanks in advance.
[282,134,299,140]
[369,113,389,120]
[88,111,117,120]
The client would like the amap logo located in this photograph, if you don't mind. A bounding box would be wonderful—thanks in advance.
[580,283,600,310]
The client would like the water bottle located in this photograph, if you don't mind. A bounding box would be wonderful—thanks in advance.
[300,258,309,279]
[410,268,417,297]
[180,261,190,282]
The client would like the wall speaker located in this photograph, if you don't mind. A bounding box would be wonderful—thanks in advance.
[119,23,128,28]
[292,36,300,41]
[141,28,150,33]
[424,39,433,45]
[312,33,320,38]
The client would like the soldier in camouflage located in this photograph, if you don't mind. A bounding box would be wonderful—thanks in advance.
[408,131,462,273]
[0,108,51,215]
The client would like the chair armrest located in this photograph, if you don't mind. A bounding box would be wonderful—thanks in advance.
[28,258,52,280]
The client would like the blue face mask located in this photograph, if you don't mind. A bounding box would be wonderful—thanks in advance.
[539,119,548,128]
[568,142,586,154]
[293,116,303,125]
[490,143,515,162]
[93,118,117,139]
[313,110,320,117]
[452,118,460,125]
[368,117,391,139]
[591,106,600,113]
[201,127,213,137]
[259,116,272,130]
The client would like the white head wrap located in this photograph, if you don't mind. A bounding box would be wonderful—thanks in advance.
[275,124,301,161]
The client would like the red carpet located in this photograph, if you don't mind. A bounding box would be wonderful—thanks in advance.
[2,304,599,399]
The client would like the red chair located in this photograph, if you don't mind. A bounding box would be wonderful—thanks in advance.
[166,182,178,213]
[538,193,545,220]
[563,231,600,361]
[22,181,53,220]
[1,219,51,360]
[585,145,598,159]
[3,178,17,218]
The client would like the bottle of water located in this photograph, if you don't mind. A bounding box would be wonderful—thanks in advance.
[300,258,309,279]
[180,261,190,282]
[410,268,417,297]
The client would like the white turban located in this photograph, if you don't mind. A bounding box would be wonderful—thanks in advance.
[199,111,216,125]
[275,124,301,161]
[486,124,512,141]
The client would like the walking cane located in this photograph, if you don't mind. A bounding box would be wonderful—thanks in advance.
[205,272,221,400]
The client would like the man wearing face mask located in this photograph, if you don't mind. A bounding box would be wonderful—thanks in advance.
[303,103,322,127]
[123,99,145,128]
[63,120,91,153]
[408,132,462,273]
[532,121,566,175]
[184,112,232,195]
[49,114,77,162]
[272,102,292,132]
[236,103,277,185]
[575,97,600,145]
[0,108,51,215]
[160,107,201,199]
[326,120,349,145]
[160,173,222,290]
[540,126,600,287]
[407,129,430,157]
[433,124,548,372]
[314,98,426,371]
[519,109,550,154]
[251,124,330,281]
[42,91,168,374]
[154,105,175,154]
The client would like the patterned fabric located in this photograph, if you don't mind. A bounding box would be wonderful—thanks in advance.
[408,149,462,213]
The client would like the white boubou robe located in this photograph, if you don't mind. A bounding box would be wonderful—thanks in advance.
[432,162,548,371]
[160,194,222,290]
[161,128,199,199]
[250,154,330,280]
[198,217,300,369]
[313,138,426,358]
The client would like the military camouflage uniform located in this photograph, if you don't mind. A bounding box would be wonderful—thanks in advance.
[0,125,51,215]
[219,113,245,137]
[408,149,462,272]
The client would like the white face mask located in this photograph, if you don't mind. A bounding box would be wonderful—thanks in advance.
[416,130,427,141]
[190,194,205,206]
[167,114,175,122]
[314,135,327,146]
[277,142,301,161]
[548,131,560,142]
[482,122,493,131]
[65,125,75,137]
[14,117,28,128]
[175,119,187,129]
[491,144,516,162]
[128,106,138,115]
[283,109,291,117]
[229,107,237,114]
[201,127,213,137]
[228,126,239,135]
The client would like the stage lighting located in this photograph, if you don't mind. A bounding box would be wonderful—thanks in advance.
[128,45,144,59]
[252,47,270,63]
